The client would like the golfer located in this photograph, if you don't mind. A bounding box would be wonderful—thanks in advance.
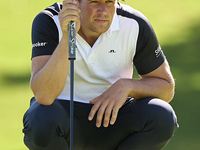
[23,0,178,149]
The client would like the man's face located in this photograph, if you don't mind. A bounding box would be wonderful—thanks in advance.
[79,0,118,35]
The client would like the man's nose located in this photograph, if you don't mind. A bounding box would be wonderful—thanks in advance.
[97,3,107,14]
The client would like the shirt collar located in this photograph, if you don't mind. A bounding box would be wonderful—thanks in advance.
[107,12,120,34]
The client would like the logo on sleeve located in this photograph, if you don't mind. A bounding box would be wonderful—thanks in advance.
[32,42,48,48]
[155,46,162,57]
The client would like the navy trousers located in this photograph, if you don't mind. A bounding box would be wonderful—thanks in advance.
[23,97,178,150]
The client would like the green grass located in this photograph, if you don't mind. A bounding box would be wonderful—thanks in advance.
[1,0,200,149]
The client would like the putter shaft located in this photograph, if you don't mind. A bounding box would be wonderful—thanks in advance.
[68,21,76,150]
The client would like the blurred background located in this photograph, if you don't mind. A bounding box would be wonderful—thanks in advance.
[0,0,199,149]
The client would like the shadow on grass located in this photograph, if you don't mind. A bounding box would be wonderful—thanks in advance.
[162,22,200,149]
[1,71,31,86]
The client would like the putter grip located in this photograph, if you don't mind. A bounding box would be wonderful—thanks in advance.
[68,21,76,60]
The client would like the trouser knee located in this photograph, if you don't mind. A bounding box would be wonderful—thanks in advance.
[140,98,178,141]
[117,98,178,150]
[23,98,69,149]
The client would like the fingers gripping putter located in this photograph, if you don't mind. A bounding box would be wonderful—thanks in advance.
[68,20,76,150]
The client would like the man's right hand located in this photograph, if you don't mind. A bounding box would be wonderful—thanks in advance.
[58,0,81,36]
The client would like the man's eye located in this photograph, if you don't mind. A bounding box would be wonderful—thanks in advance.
[106,0,115,3]
[90,1,98,3]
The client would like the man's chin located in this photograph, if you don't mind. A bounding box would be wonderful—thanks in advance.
[92,25,110,34]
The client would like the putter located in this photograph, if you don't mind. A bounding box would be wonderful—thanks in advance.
[68,20,76,150]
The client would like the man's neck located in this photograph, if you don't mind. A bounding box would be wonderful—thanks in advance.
[78,27,102,47]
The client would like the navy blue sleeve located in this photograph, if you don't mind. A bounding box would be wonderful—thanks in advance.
[133,13,165,75]
[117,3,166,75]
[31,10,59,58]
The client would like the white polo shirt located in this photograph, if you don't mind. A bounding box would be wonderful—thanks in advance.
[54,13,138,103]
[31,2,165,103]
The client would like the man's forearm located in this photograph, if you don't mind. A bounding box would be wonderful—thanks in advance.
[123,77,175,103]
[31,37,70,105]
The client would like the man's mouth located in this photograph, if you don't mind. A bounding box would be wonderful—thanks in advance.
[94,19,108,23]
